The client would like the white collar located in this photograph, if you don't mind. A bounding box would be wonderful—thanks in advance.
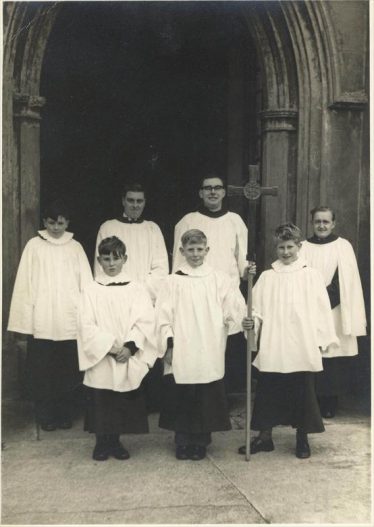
[271,256,307,273]
[176,262,213,277]
[38,230,74,245]
[95,270,132,285]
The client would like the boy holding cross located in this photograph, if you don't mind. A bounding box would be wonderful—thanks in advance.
[240,223,338,458]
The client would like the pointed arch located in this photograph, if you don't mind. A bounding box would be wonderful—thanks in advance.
[2,2,368,396]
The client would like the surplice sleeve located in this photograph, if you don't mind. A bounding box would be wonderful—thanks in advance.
[337,239,366,336]
[172,217,188,273]
[145,223,170,302]
[93,223,105,278]
[312,269,339,350]
[251,273,265,342]
[77,287,116,371]
[126,284,158,368]
[221,274,247,335]
[155,277,175,357]
[234,215,248,278]
[149,223,169,277]
[76,243,93,291]
[7,240,35,335]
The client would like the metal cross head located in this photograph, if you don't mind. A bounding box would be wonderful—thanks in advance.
[227,165,278,201]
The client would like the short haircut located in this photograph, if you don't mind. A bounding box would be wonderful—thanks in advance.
[181,229,208,247]
[121,182,146,198]
[42,199,71,221]
[274,223,302,244]
[198,169,226,189]
[310,206,335,221]
[98,236,126,257]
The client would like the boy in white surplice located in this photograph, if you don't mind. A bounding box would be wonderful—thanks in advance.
[239,223,338,459]
[78,236,158,461]
[156,229,247,461]
[7,200,92,431]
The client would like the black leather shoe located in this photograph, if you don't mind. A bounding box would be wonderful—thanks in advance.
[110,442,130,460]
[238,437,275,455]
[189,445,206,460]
[176,445,190,460]
[40,422,56,432]
[296,432,311,459]
[92,444,109,461]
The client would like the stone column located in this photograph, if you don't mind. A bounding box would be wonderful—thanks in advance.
[3,92,45,399]
[259,109,298,268]
[13,92,46,248]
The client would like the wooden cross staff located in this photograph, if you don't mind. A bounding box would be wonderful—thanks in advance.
[228,165,278,461]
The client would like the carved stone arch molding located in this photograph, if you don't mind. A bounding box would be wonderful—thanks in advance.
[3,2,61,395]
[238,1,367,261]
[3,2,60,247]
[2,2,368,395]
[239,0,348,261]
[3,0,367,277]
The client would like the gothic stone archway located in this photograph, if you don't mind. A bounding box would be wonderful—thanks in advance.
[3,1,369,397]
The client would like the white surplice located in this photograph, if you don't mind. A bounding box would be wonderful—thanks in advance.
[252,257,338,374]
[172,211,248,286]
[156,263,247,384]
[94,218,169,300]
[300,237,366,357]
[7,230,93,340]
[78,270,158,392]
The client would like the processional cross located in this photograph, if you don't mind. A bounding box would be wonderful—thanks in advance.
[228,165,278,461]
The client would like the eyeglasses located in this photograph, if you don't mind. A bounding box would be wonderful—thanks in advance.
[201,185,224,192]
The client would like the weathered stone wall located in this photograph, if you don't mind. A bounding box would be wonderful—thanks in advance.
[2,1,370,397]
[2,3,59,398]
[319,2,370,362]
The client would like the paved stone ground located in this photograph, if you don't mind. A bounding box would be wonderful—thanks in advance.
[1,393,371,525]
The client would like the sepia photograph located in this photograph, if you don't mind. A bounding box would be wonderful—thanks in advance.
[2,0,371,524]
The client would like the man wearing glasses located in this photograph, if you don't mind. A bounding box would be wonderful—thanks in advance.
[172,171,248,286]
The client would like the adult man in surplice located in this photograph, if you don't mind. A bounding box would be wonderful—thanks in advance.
[94,182,169,412]
[94,182,169,300]
[173,169,248,287]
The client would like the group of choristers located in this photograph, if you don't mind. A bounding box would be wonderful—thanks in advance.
[8,172,366,461]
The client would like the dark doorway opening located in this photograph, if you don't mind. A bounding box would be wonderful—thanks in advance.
[40,1,258,265]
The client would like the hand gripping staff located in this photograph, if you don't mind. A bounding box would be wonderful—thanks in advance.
[227,165,278,461]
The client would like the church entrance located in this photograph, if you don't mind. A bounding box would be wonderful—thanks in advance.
[6,2,368,401]
[40,2,259,265]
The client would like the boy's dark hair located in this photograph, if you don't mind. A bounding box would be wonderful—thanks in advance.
[181,229,208,247]
[310,206,335,221]
[42,199,71,221]
[274,223,302,244]
[98,236,126,257]
[121,182,146,198]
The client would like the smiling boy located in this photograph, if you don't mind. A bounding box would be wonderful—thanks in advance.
[78,236,158,461]
[94,183,169,412]
[239,223,338,459]
[156,229,246,460]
